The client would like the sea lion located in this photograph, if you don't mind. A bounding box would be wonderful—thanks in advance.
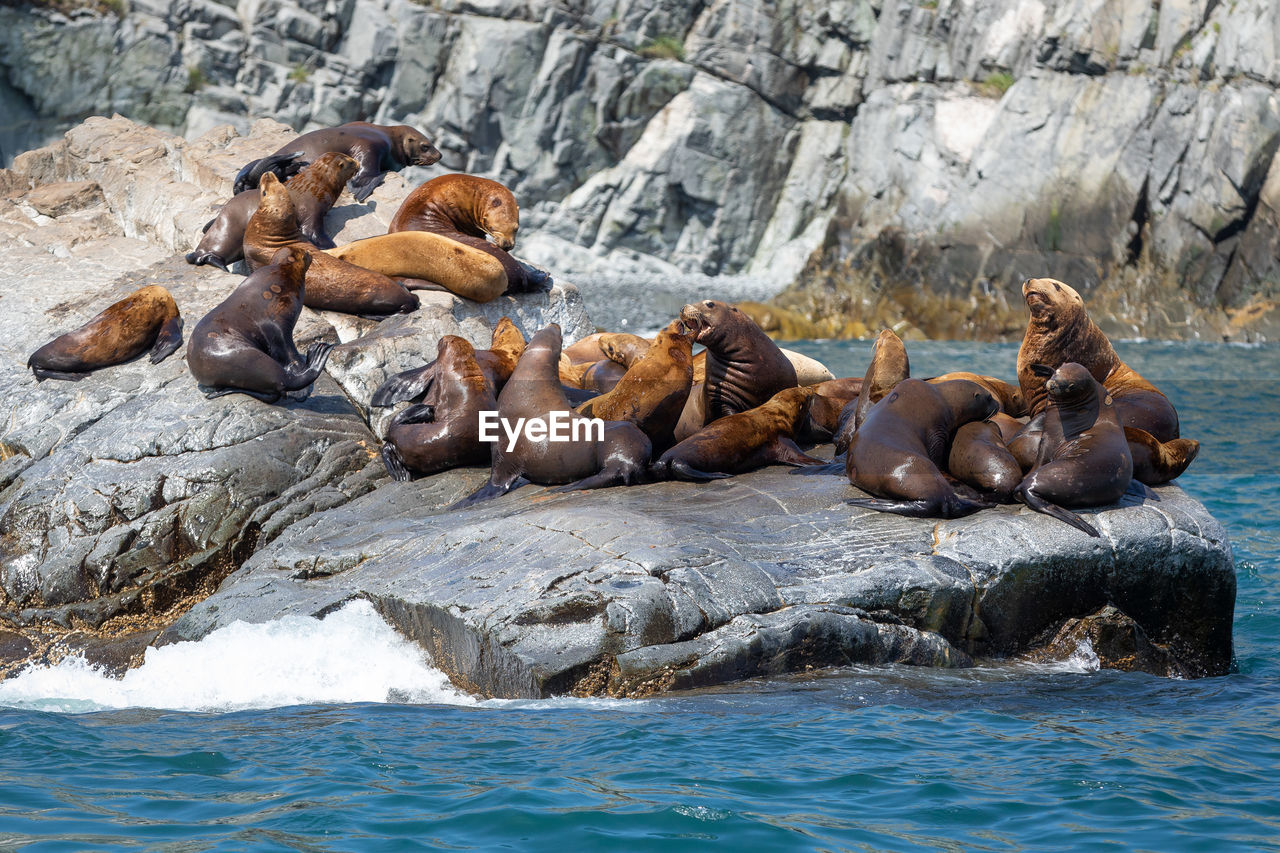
[452,324,652,506]
[928,371,1026,417]
[845,378,999,518]
[371,316,525,408]
[186,152,359,271]
[654,386,826,480]
[800,377,864,444]
[1125,428,1200,486]
[831,329,910,457]
[28,285,183,381]
[1017,277,1196,482]
[244,173,421,316]
[234,121,442,201]
[388,173,550,293]
[186,246,334,403]
[948,420,1023,500]
[380,336,497,481]
[598,332,653,368]
[563,333,611,365]
[675,300,798,440]
[578,321,695,451]
[1014,363,1134,537]
[324,231,508,303]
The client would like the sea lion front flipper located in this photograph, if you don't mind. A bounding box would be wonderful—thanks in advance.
[371,363,437,408]
[659,458,731,482]
[380,443,414,483]
[184,250,232,272]
[1015,486,1100,537]
[201,385,283,404]
[789,461,844,476]
[449,475,528,510]
[389,403,436,427]
[29,367,90,382]
[149,316,185,364]
[766,437,829,468]
[552,470,628,492]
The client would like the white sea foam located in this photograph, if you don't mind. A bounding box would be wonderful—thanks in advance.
[0,600,476,713]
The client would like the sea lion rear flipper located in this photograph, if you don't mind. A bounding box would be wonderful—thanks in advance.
[185,250,232,272]
[349,170,386,203]
[847,494,991,519]
[1015,486,1100,537]
[657,458,731,482]
[767,437,828,468]
[371,363,437,408]
[234,151,306,195]
[380,443,414,483]
[201,385,283,404]
[389,403,436,427]
[552,470,626,492]
[1125,478,1161,502]
[301,224,336,250]
[149,316,184,364]
[514,260,553,292]
[396,277,449,292]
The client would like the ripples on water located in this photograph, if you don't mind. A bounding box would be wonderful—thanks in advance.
[1,342,1277,851]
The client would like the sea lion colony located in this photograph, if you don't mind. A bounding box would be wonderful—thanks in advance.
[25,121,1198,535]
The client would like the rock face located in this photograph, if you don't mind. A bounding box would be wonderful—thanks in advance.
[0,116,1238,691]
[2,0,1278,338]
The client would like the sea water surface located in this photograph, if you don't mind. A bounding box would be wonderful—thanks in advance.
[1,341,1277,851]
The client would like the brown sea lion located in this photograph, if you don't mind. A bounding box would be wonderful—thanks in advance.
[948,420,1023,500]
[186,246,334,403]
[597,333,654,368]
[234,121,441,201]
[675,300,799,440]
[799,377,864,444]
[1016,277,1196,482]
[28,285,183,381]
[452,324,653,507]
[928,372,1026,417]
[1014,363,1134,537]
[845,378,999,518]
[578,321,695,451]
[380,336,498,481]
[388,173,551,293]
[654,386,826,480]
[324,231,508,303]
[187,153,359,271]
[1125,428,1200,487]
[831,329,911,458]
[371,316,525,409]
[244,173,420,316]
[563,333,611,365]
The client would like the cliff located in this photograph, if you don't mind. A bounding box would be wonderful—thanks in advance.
[0,0,1277,338]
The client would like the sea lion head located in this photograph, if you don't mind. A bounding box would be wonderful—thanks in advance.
[1044,362,1099,405]
[679,300,743,347]
[392,126,443,168]
[258,171,294,216]
[312,151,360,185]
[1023,278,1085,330]
[528,323,564,356]
[934,379,1000,424]
[474,178,521,251]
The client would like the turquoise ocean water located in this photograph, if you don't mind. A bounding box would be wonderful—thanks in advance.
[0,341,1277,851]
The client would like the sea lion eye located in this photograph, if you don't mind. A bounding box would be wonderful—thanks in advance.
[704,300,714,308]
[1052,282,1062,292]
[491,197,502,208]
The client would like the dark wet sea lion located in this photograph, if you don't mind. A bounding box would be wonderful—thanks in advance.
[244,173,420,316]
[845,378,999,518]
[381,336,498,481]
[388,173,550,293]
[578,321,695,451]
[1014,363,1134,537]
[655,386,826,480]
[187,153,359,271]
[28,285,183,381]
[948,420,1023,500]
[675,300,798,440]
[1017,277,1196,482]
[186,246,334,403]
[1126,428,1199,486]
[234,121,442,201]
[452,324,652,507]
[324,231,508,303]
[371,316,525,408]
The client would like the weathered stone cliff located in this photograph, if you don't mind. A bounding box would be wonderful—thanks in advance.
[1,0,1277,338]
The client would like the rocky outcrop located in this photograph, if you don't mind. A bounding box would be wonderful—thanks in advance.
[1,0,1277,338]
[0,117,589,675]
